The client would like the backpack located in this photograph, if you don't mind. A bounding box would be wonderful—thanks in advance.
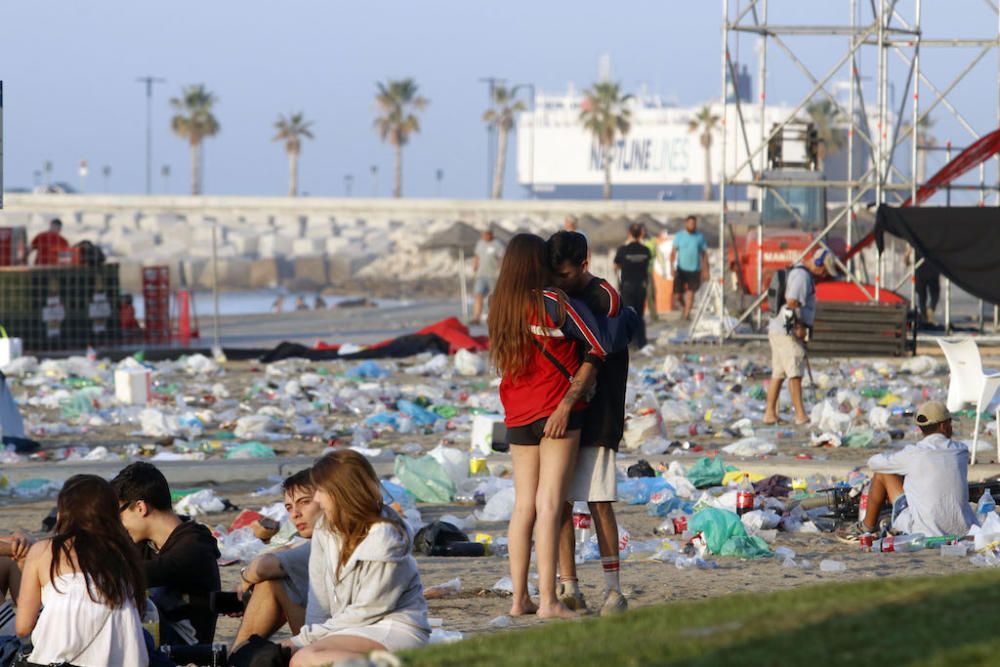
[767,265,809,314]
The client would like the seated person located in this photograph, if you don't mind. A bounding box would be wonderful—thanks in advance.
[856,401,977,538]
[232,470,322,651]
[111,462,221,645]
[0,532,32,636]
[282,451,429,667]
[16,475,147,666]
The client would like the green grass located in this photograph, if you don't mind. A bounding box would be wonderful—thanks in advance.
[402,570,1000,667]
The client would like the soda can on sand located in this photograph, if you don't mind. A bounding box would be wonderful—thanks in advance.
[469,457,488,476]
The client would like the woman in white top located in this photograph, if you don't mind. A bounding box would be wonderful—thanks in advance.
[16,474,149,667]
[282,450,430,667]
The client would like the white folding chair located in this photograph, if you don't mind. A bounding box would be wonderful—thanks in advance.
[937,338,1000,464]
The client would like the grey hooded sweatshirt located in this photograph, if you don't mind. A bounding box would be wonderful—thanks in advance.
[292,510,430,647]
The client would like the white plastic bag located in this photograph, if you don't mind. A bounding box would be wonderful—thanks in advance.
[454,349,486,376]
[427,445,469,485]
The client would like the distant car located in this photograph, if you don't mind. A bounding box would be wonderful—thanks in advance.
[33,182,77,194]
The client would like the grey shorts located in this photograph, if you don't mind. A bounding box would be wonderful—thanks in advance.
[769,329,806,380]
[473,276,496,296]
[567,446,618,502]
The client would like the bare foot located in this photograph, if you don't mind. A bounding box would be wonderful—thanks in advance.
[537,602,577,620]
[762,414,781,425]
[510,597,538,617]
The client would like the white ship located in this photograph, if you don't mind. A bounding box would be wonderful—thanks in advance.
[515,67,871,201]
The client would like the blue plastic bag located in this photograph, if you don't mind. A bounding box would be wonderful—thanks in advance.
[349,360,390,379]
[618,477,672,505]
[397,400,439,426]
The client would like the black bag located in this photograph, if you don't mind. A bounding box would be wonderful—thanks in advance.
[227,635,290,667]
[626,459,656,478]
[413,521,468,556]
[767,265,809,314]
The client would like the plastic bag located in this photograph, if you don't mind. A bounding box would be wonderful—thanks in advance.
[690,507,771,558]
[722,437,776,457]
[810,399,852,435]
[397,400,439,426]
[174,489,226,515]
[394,455,455,503]
[476,485,516,522]
[225,442,276,459]
[659,400,694,423]
[686,456,734,488]
[348,360,390,379]
[427,445,469,485]
[454,349,486,376]
[622,414,664,450]
[618,477,672,505]
[719,535,773,559]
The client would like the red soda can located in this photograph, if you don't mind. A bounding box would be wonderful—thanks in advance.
[673,516,688,534]
[858,490,869,521]
[859,533,874,551]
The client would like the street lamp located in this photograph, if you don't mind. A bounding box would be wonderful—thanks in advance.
[370,165,378,196]
[43,161,52,187]
[161,164,171,193]
[102,165,112,193]
[136,76,166,194]
[435,168,444,197]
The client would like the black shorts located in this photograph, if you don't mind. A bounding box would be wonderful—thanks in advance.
[507,411,585,446]
[673,269,702,293]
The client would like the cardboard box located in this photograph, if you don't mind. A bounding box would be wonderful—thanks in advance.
[115,368,152,405]
[470,413,506,456]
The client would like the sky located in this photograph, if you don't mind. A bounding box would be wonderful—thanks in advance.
[1,0,996,199]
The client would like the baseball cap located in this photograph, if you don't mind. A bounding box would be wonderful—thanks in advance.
[915,400,950,426]
[811,249,838,276]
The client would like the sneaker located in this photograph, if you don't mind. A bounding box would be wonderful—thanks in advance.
[599,589,628,617]
[557,581,587,612]
[836,520,876,544]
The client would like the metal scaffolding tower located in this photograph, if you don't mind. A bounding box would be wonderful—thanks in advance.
[715,0,1000,338]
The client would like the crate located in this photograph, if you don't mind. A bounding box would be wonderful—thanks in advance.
[809,301,915,357]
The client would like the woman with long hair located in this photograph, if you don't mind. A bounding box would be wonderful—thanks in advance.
[283,450,429,666]
[16,474,148,666]
[489,232,610,620]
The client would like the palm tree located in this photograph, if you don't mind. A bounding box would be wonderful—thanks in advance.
[579,81,632,200]
[805,100,847,170]
[169,85,220,195]
[688,105,720,201]
[483,85,527,199]
[374,78,428,198]
[273,112,315,196]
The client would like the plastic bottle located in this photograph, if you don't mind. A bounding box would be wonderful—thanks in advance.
[872,533,927,553]
[977,488,996,523]
[654,510,689,536]
[857,483,870,522]
[736,474,755,516]
[142,597,160,648]
[572,501,593,548]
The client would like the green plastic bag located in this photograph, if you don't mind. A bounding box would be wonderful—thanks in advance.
[719,535,773,559]
[686,456,736,488]
[224,442,276,459]
[690,508,772,559]
[394,455,455,503]
[690,508,745,553]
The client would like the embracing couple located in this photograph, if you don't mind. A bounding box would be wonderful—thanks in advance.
[488,230,639,620]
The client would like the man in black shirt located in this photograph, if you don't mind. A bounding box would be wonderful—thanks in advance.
[548,230,634,617]
[111,462,222,646]
[614,223,652,348]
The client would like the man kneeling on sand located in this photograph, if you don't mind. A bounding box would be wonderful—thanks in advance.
[850,401,977,539]
[232,469,322,651]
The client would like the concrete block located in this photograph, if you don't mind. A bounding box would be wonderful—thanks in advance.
[290,256,328,288]
[181,259,210,288]
[324,237,351,255]
[328,253,375,281]
[228,231,259,256]
[0,211,31,226]
[248,258,280,288]
[291,238,324,256]
[258,233,295,258]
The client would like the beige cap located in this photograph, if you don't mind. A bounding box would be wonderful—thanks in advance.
[915,400,950,426]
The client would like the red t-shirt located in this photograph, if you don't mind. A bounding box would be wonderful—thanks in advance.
[31,231,70,265]
[499,290,609,427]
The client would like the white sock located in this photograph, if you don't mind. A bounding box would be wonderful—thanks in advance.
[601,557,621,593]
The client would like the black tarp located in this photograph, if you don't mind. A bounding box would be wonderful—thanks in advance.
[875,206,1000,304]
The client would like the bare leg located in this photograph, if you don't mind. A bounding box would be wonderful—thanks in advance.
[863,472,905,531]
[535,430,580,620]
[0,557,20,601]
[589,502,619,561]
[764,377,784,423]
[289,635,385,667]
[788,377,808,424]
[558,501,577,584]
[683,289,695,319]
[232,579,304,650]
[508,444,540,617]
[472,293,485,323]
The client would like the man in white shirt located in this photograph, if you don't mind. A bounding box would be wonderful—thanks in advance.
[857,401,977,538]
[471,228,504,325]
